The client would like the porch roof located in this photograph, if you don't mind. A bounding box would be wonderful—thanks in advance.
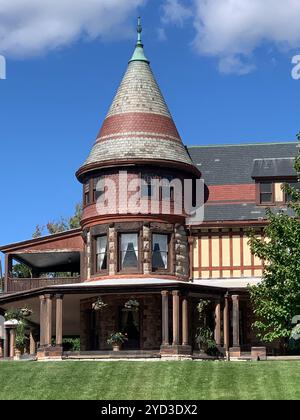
[51,277,261,289]
[0,277,261,307]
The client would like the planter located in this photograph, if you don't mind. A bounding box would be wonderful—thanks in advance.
[14,349,22,360]
[112,344,121,352]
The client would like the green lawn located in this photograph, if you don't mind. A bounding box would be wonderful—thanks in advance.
[0,361,299,400]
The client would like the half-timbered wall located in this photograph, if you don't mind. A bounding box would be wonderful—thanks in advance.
[192,228,264,279]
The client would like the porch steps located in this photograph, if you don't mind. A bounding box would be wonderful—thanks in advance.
[63,350,161,360]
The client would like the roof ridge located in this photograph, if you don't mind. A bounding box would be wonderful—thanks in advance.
[188,141,298,148]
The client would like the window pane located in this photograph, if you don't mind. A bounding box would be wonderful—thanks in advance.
[152,234,168,269]
[260,182,272,193]
[260,193,273,204]
[121,234,138,269]
[96,236,107,271]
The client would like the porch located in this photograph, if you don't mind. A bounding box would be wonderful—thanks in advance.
[0,278,262,360]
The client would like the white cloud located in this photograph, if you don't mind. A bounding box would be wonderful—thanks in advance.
[163,0,300,74]
[162,0,192,27]
[0,0,146,57]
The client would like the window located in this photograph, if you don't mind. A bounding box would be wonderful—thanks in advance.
[84,182,90,206]
[152,234,169,270]
[120,233,139,270]
[260,182,274,204]
[141,178,154,198]
[96,236,108,272]
[93,177,105,202]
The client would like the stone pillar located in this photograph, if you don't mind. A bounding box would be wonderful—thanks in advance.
[55,294,63,347]
[223,294,230,354]
[29,330,36,355]
[39,295,46,347]
[45,294,53,347]
[10,328,16,358]
[214,300,222,347]
[172,291,180,346]
[230,295,241,357]
[108,225,116,276]
[142,224,151,275]
[4,327,9,358]
[182,296,189,346]
[161,291,169,346]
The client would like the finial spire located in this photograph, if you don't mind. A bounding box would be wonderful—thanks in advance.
[129,16,149,64]
[137,16,142,45]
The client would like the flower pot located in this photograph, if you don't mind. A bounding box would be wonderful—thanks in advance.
[112,344,121,352]
[14,349,22,360]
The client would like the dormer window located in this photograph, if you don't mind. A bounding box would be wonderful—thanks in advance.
[259,182,274,205]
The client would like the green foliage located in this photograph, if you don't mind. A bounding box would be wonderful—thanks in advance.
[62,338,81,352]
[4,307,32,352]
[107,332,128,345]
[12,263,32,279]
[195,300,217,354]
[32,203,82,237]
[248,135,300,347]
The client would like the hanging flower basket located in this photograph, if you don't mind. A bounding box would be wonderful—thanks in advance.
[92,297,108,311]
[19,307,33,318]
[124,298,140,312]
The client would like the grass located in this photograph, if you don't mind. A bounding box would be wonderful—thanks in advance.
[0,361,300,400]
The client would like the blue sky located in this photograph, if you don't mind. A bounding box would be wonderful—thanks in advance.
[0,0,300,253]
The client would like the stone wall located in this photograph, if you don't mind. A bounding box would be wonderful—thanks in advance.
[174,224,189,278]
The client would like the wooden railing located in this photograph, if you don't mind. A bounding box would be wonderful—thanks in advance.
[7,277,80,293]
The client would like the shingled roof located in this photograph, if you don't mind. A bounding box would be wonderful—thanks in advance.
[188,142,299,222]
[77,19,198,180]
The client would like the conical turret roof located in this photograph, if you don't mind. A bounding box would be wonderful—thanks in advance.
[77,19,199,180]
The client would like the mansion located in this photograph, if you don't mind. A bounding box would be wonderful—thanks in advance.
[0,21,298,360]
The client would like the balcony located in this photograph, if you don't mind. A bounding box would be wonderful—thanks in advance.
[6,276,80,294]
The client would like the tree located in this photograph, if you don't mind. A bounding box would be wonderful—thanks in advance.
[248,134,300,349]
[32,203,82,238]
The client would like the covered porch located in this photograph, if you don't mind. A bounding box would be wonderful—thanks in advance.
[0,278,263,360]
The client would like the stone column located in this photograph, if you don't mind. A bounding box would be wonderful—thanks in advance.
[55,294,64,347]
[45,294,53,347]
[182,296,189,346]
[10,328,16,358]
[161,291,169,346]
[214,300,222,347]
[172,291,180,346]
[29,329,36,355]
[39,295,46,347]
[223,294,230,353]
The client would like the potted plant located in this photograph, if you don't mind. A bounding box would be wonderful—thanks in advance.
[5,307,31,359]
[107,332,128,351]
[124,298,140,312]
[92,297,107,311]
[195,299,218,355]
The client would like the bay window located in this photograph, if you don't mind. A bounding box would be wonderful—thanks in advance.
[152,234,169,271]
[96,235,108,272]
[120,233,139,270]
